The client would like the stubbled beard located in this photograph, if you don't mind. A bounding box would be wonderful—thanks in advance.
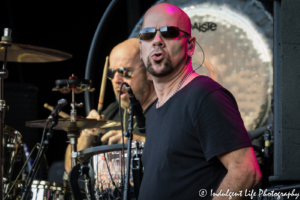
[120,99,129,109]
[145,54,173,77]
[115,91,130,109]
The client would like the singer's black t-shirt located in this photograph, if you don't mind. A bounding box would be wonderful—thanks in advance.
[139,76,252,200]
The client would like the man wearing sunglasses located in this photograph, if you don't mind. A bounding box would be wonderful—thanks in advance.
[138,3,261,200]
[65,38,156,173]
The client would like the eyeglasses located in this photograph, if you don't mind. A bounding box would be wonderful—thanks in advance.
[107,67,133,80]
[139,26,190,40]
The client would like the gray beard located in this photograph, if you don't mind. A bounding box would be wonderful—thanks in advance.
[145,55,173,77]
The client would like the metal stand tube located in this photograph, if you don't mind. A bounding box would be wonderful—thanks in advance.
[0,108,4,200]
[123,104,134,200]
[70,137,78,168]
[0,28,11,199]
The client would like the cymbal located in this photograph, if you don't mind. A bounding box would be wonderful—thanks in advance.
[26,117,120,131]
[0,43,72,63]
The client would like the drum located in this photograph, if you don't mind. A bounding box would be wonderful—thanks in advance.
[4,180,86,200]
[3,125,22,179]
[3,180,23,199]
[30,180,71,200]
[77,142,144,200]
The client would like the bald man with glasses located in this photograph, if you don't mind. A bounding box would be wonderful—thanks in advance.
[64,38,156,173]
[138,3,261,200]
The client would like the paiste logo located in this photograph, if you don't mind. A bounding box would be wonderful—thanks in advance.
[192,22,217,32]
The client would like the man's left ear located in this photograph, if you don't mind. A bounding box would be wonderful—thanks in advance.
[187,37,196,57]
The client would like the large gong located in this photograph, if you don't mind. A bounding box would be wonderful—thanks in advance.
[130,0,273,131]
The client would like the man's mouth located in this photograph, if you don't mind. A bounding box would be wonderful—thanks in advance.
[151,52,165,62]
[117,89,128,99]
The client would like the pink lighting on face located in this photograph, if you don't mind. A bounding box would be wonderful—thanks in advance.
[166,6,177,14]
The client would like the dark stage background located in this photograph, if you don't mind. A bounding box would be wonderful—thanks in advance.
[0,0,273,178]
[0,0,158,170]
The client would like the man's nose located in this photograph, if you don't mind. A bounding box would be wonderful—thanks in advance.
[152,31,165,47]
[112,71,124,84]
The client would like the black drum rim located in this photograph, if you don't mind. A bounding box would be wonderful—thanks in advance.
[77,144,126,162]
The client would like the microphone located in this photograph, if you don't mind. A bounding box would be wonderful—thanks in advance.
[124,83,146,133]
[48,99,68,119]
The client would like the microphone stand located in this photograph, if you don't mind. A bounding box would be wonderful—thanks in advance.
[123,103,134,200]
[21,117,57,200]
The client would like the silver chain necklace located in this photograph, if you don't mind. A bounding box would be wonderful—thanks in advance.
[156,70,194,109]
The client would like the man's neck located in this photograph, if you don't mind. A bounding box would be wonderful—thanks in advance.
[153,63,197,107]
[140,84,157,111]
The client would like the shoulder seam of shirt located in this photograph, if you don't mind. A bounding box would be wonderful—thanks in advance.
[192,88,224,125]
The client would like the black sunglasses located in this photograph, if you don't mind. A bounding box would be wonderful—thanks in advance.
[139,26,190,40]
[107,67,133,80]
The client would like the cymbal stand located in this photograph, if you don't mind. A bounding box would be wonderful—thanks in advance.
[0,28,11,200]
[67,75,84,169]
[53,74,95,198]
[52,74,94,169]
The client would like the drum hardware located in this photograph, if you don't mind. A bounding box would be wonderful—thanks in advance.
[24,75,119,199]
[21,107,61,200]
[4,143,40,200]
[0,28,12,200]
[21,99,67,200]
[92,153,100,200]
[52,75,95,94]
[9,180,86,200]
[0,27,73,200]
[52,74,95,170]
[81,162,94,200]
[55,74,97,200]
[131,141,143,199]
[76,143,144,200]
[103,153,122,198]
[52,75,100,200]
[88,159,96,200]
[68,164,84,200]
[67,163,96,200]
[3,126,23,180]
